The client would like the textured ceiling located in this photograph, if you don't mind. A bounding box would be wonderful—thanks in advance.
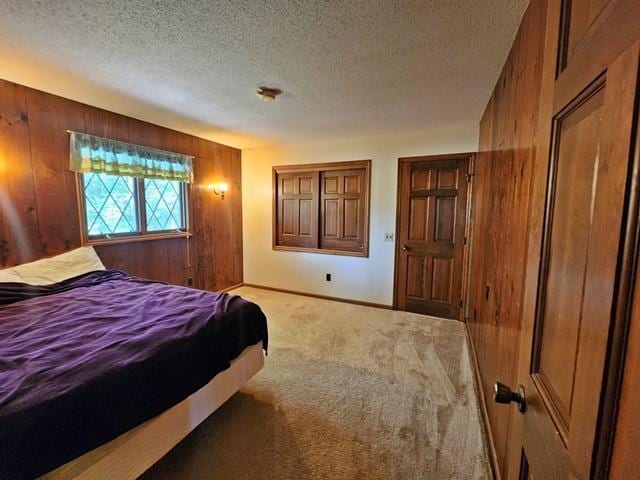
[0,0,528,148]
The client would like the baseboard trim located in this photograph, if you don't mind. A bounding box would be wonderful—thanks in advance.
[464,322,501,480]
[241,283,393,310]
[219,282,244,293]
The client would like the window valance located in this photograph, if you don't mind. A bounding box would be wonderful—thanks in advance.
[69,131,194,183]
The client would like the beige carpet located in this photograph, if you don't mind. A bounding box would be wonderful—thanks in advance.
[142,287,491,480]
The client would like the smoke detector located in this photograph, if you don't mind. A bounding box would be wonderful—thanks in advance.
[256,87,282,102]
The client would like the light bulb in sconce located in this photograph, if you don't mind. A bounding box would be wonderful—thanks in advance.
[208,182,229,200]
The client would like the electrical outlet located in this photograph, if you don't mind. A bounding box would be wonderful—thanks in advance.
[384,232,394,242]
[326,273,331,281]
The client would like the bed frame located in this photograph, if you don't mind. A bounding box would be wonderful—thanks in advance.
[40,343,265,480]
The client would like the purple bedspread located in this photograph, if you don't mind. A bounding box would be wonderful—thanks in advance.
[0,270,268,480]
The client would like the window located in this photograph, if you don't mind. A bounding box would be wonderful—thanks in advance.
[81,172,187,241]
[273,160,370,256]
[83,173,138,236]
[144,178,186,232]
[69,131,193,244]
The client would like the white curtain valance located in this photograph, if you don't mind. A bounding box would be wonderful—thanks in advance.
[69,131,194,183]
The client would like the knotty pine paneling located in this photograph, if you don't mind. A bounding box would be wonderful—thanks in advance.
[466,0,547,477]
[0,79,242,292]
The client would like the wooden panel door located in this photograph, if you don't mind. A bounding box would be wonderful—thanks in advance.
[320,168,367,253]
[394,154,470,319]
[275,171,319,248]
[506,1,640,478]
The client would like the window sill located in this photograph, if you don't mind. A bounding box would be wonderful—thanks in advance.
[273,245,369,258]
[84,232,191,246]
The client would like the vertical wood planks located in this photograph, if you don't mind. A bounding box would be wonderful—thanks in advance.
[0,79,242,291]
[466,0,547,477]
[0,82,40,266]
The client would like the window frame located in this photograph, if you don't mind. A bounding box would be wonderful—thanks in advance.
[76,173,191,246]
[272,160,371,257]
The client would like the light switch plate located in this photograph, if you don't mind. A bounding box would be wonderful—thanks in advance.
[384,232,394,242]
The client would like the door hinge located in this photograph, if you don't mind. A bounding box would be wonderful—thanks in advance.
[466,173,473,182]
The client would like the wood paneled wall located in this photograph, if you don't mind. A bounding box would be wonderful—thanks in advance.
[0,79,242,291]
[466,0,548,477]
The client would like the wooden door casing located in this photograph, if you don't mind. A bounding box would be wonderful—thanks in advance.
[394,154,471,320]
[513,1,640,478]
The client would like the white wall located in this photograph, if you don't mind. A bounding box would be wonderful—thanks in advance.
[242,123,479,306]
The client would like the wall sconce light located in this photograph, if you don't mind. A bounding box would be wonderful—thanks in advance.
[208,182,229,200]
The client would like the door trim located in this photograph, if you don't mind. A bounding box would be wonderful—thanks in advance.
[392,152,474,317]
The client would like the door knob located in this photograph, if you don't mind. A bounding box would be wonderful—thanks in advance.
[401,244,409,251]
[493,381,526,413]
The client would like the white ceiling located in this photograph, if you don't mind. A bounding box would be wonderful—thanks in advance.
[0,0,528,149]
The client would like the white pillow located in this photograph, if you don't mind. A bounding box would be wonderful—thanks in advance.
[0,268,23,283]
[0,246,106,285]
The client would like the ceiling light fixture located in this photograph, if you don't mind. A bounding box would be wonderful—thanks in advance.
[256,86,282,102]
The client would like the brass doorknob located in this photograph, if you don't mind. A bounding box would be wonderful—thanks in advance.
[494,381,526,413]
[401,244,409,251]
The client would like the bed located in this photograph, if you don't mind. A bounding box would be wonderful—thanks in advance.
[0,248,268,480]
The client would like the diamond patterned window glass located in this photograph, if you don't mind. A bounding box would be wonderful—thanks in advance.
[144,179,185,232]
[83,173,139,236]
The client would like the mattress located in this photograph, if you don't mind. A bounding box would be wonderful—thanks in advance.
[0,270,268,480]
[42,341,265,480]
